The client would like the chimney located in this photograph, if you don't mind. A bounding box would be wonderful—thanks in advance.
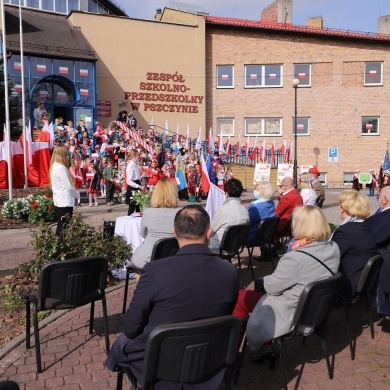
[378,15,390,35]
[307,16,323,29]
[155,8,162,21]
[261,0,292,24]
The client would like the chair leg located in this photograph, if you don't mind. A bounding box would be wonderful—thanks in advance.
[276,338,287,390]
[236,253,242,271]
[343,303,355,360]
[364,293,375,339]
[116,369,124,390]
[102,292,110,354]
[89,301,95,335]
[122,270,131,314]
[247,247,255,280]
[320,325,333,379]
[233,336,248,385]
[32,307,42,373]
[267,242,275,271]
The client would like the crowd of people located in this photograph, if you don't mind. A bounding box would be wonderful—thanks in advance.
[46,110,390,389]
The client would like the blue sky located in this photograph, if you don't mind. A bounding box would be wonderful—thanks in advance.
[116,0,390,34]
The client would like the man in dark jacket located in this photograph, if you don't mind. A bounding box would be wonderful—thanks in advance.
[105,205,239,389]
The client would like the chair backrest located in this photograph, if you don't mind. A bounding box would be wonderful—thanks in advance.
[292,273,343,334]
[357,254,383,294]
[38,256,108,309]
[150,237,179,261]
[142,315,241,388]
[253,216,280,244]
[219,223,250,256]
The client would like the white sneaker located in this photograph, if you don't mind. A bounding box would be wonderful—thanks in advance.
[89,203,93,207]
[95,203,98,207]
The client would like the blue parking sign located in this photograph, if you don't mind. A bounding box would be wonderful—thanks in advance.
[328,147,338,162]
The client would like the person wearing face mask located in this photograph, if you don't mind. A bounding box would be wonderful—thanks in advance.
[125,149,145,215]
[246,182,276,244]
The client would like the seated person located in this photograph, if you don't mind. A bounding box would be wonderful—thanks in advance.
[246,181,276,244]
[275,177,303,236]
[233,205,340,361]
[209,178,249,252]
[299,173,317,205]
[131,178,181,269]
[365,185,390,249]
[105,205,239,388]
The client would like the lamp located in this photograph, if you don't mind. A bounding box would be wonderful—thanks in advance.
[292,78,300,188]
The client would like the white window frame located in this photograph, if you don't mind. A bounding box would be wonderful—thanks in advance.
[364,62,383,86]
[361,116,380,136]
[245,64,283,88]
[292,117,310,136]
[245,117,282,136]
[216,65,234,89]
[217,118,234,136]
[293,64,311,87]
[343,172,354,186]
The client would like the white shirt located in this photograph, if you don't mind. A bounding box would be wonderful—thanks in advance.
[50,162,80,207]
[126,160,142,188]
[300,188,317,205]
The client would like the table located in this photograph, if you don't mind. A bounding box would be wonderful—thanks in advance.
[115,214,144,251]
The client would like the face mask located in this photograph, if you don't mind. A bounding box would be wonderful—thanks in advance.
[253,190,260,199]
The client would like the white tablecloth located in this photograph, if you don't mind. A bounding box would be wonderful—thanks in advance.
[115,214,143,251]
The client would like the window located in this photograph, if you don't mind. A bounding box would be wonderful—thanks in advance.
[364,62,383,86]
[26,0,39,8]
[68,0,80,12]
[54,59,74,81]
[343,172,354,186]
[42,0,54,11]
[292,117,310,136]
[245,64,282,87]
[361,116,379,135]
[245,117,282,136]
[217,118,234,136]
[55,0,67,13]
[293,64,311,87]
[216,65,234,88]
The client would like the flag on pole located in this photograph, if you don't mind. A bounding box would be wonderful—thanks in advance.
[200,151,225,219]
[244,136,249,158]
[175,154,187,191]
[383,149,390,171]
[250,136,258,161]
[288,140,294,163]
[271,139,276,164]
[208,127,214,153]
[218,131,225,157]
[185,124,190,150]
[26,121,33,165]
[235,134,241,157]
[226,135,231,156]
[195,127,202,150]
[281,139,287,161]
[165,120,169,135]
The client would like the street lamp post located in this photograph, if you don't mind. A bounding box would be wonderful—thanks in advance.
[292,78,300,188]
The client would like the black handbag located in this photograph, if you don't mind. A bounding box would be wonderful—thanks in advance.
[103,220,116,238]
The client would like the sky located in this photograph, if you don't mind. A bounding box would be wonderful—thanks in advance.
[115,0,390,34]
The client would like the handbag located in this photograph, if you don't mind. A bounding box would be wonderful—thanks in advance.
[103,220,116,238]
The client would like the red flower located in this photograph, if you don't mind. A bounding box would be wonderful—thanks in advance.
[48,205,54,211]
[32,203,38,209]
[45,193,51,198]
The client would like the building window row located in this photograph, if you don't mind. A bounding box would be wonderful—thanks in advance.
[216,116,380,137]
[216,62,383,88]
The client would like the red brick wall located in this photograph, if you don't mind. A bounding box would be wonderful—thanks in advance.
[261,1,278,22]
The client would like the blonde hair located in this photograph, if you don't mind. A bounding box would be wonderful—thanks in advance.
[292,205,330,241]
[256,182,275,200]
[49,145,74,187]
[338,189,371,219]
[127,149,139,160]
[151,178,179,208]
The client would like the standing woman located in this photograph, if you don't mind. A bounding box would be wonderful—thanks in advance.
[49,145,80,236]
[125,149,145,215]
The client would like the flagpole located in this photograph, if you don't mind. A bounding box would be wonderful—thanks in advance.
[19,1,27,188]
[1,1,13,199]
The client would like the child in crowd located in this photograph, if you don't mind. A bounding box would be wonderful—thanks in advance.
[146,158,162,192]
[99,157,108,198]
[103,159,116,205]
[88,164,101,207]
[69,158,83,207]
[217,164,226,190]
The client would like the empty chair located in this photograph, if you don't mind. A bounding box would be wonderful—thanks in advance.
[122,237,179,313]
[244,216,280,280]
[339,254,383,360]
[218,223,250,270]
[25,256,110,373]
[116,315,241,390]
[234,273,343,389]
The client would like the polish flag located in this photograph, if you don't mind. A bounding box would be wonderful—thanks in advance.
[218,132,225,157]
[297,124,305,132]
[57,91,67,99]
[208,127,214,153]
[174,125,179,143]
[185,124,190,149]
[366,124,373,130]
[261,138,266,162]
[298,73,306,79]
[289,141,294,163]
[80,89,89,96]
[37,64,46,72]
[235,134,241,157]
[14,85,23,93]
[250,74,258,80]
[14,62,21,70]
[269,73,277,79]
[281,139,287,161]
[39,90,48,97]
[221,74,229,80]
[271,139,276,164]
[195,127,202,150]
[80,69,89,77]
[59,67,68,75]
[165,120,169,135]
[225,136,231,156]
[244,136,249,158]
[369,70,377,76]
[250,136,258,161]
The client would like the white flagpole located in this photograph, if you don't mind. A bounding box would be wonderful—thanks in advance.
[1,1,13,199]
[19,1,28,188]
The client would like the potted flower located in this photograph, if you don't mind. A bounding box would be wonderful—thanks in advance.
[131,190,152,212]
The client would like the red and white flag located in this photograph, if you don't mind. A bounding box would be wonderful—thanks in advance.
[261,138,266,161]
[221,74,229,81]
[80,88,89,96]
[250,136,258,161]
[225,135,231,156]
[235,134,241,157]
[165,120,169,135]
[174,125,179,143]
[281,139,287,161]
[26,122,33,165]
[271,139,276,164]
[37,64,46,72]
[208,127,214,153]
[195,127,202,150]
[218,131,225,157]
[14,84,22,93]
[298,72,306,79]
[244,136,249,158]
[59,67,68,75]
[80,69,89,77]
[14,62,21,70]
[185,124,190,150]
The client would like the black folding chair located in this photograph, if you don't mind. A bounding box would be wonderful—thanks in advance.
[218,223,250,271]
[278,219,292,255]
[234,273,343,389]
[116,315,241,390]
[244,216,280,280]
[122,237,179,313]
[339,254,383,360]
[25,256,110,373]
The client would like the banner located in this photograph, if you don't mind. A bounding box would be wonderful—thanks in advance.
[277,164,293,185]
[254,163,271,183]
